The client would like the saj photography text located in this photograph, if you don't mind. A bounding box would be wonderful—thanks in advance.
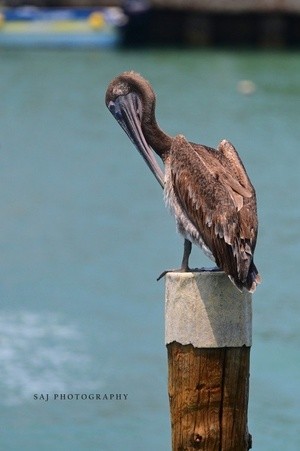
[33,393,129,402]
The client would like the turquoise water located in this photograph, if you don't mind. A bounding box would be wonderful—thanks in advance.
[0,48,300,450]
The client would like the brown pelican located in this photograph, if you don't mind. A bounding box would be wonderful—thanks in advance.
[105,71,261,292]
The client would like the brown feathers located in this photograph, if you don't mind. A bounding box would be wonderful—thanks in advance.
[169,135,260,292]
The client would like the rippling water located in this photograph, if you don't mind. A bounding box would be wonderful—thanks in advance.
[0,47,300,450]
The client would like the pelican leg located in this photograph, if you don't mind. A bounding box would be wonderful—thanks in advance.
[157,239,192,281]
[181,239,192,271]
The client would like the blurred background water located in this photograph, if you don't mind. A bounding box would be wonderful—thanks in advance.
[0,47,299,450]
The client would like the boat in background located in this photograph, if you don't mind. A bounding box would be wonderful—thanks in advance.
[0,7,126,48]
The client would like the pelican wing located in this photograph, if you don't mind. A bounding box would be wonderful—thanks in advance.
[217,139,254,192]
[170,135,257,287]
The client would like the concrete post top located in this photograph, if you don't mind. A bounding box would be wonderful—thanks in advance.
[165,271,252,348]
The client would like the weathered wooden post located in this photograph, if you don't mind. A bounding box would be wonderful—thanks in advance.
[165,271,252,451]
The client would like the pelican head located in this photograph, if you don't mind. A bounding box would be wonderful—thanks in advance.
[105,71,164,187]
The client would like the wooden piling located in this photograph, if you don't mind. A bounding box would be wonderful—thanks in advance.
[165,271,252,451]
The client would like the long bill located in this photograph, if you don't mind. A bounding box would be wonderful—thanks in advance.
[107,93,165,189]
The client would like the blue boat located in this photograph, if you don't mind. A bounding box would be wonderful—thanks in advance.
[0,7,126,48]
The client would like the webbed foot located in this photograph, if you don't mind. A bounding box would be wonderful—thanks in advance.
[157,267,191,281]
[156,265,221,281]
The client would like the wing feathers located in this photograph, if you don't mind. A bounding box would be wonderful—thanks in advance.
[170,134,259,291]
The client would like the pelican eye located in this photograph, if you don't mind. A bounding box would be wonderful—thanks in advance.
[108,100,123,122]
[108,101,116,115]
